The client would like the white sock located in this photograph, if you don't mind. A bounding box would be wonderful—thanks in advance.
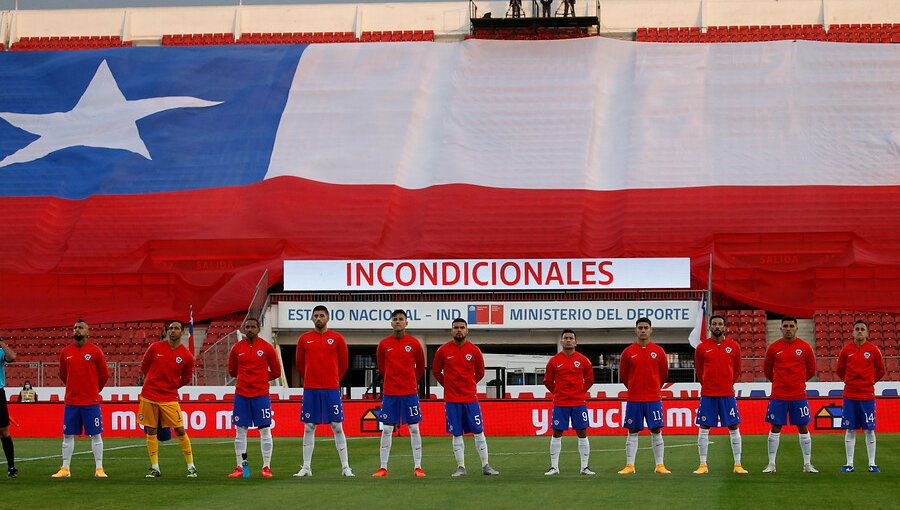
[331,422,349,469]
[729,428,743,464]
[452,435,465,467]
[473,432,489,466]
[302,422,316,469]
[234,426,248,466]
[91,434,104,469]
[259,427,273,468]
[845,430,856,466]
[651,432,664,465]
[61,435,75,469]
[379,425,394,469]
[799,433,812,464]
[767,432,780,465]
[409,424,423,469]
[549,436,562,469]
[865,429,876,466]
[625,432,639,465]
[577,437,590,470]
[698,428,709,464]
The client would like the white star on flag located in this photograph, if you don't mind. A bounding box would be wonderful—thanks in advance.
[0,59,222,168]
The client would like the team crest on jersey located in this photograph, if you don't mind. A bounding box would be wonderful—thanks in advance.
[175,356,183,364]
[574,361,581,368]
[405,345,412,352]
[465,354,473,361]
[257,350,264,357]
[701,416,707,422]
[381,413,388,420]
[626,418,633,425]
[553,420,560,426]
[864,352,872,359]
[305,412,311,419]
[725,347,733,354]
[234,416,240,423]
[84,353,92,361]
[650,352,658,359]
[795,349,802,356]
[327,338,334,345]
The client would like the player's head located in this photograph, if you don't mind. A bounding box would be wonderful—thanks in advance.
[391,309,408,335]
[708,314,726,338]
[242,317,260,340]
[166,320,184,341]
[73,318,89,343]
[780,316,797,340]
[560,329,577,351]
[312,305,329,330]
[451,318,468,341]
[853,319,869,342]
[635,317,652,342]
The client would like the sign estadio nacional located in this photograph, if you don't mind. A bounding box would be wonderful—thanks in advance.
[283,258,691,291]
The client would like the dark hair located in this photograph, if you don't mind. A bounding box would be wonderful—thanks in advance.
[244,317,260,326]
[167,320,184,329]
[391,309,407,319]
[312,305,329,315]
[708,314,726,325]
[853,319,869,328]
[781,316,798,325]
[636,317,652,327]
[452,318,467,326]
[561,328,576,338]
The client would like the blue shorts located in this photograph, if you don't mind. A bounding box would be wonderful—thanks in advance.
[765,399,811,426]
[63,404,103,436]
[301,389,343,424]
[379,394,422,425]
[696,396,740,428]
[445,402,484,435]
[551,405,590,431]
[623,401,664,431]
[842,399,876,431]
[233,394,273,428]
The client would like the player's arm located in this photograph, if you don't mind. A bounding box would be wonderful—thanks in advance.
[337,335,349,380]
[295,338,306,384]
[96,348,110,390]
[543,360,556,393]
[619,351,630,388]
[414,342,426,380]
[178,353,195,387]
[732,344,742,384]
[267,343,283,381]
[431,348,445,386]
[658,347,669,385]
[693,346,704,382]
[582,358,594,393]
[874,348,886,383]
[227,345,239,379]
[59,348,68,384]
[763,345,775,382]
[376,341,385,376]
[836,348,847,381]
[0,338,16,363]
[474,348,485,383]
[804,343,816,381]
[140,343,154,375]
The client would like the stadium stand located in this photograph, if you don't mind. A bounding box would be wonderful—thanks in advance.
[635,23,899,43]
[10,35,128,51]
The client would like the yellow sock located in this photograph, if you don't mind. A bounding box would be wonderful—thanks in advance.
[146,434,159,466]
[177,433,194,465]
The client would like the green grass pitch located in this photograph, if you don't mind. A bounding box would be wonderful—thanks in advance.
[3,433,899,509]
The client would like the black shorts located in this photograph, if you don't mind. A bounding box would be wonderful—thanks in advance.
[0,388,9,428]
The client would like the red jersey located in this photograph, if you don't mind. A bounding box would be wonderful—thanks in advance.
[620,342,668,402]
[296,329,348,390]
[543,351,593,407]
[377,334,425,396]
[764,338,815,400]
[140,341,194,402]
[837,341,885,400]
[694,337,741,397]
[228,338,281,397]
[432,340,485,403]
[60,342,109,406]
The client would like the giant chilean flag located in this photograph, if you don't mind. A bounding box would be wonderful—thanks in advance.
[0,39,899,327]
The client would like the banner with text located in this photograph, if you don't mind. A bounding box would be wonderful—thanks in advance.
[277,300,699,329]
[9,397,892,437]
[284,258,691,291]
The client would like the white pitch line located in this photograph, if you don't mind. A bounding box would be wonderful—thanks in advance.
[6,439,233,464]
